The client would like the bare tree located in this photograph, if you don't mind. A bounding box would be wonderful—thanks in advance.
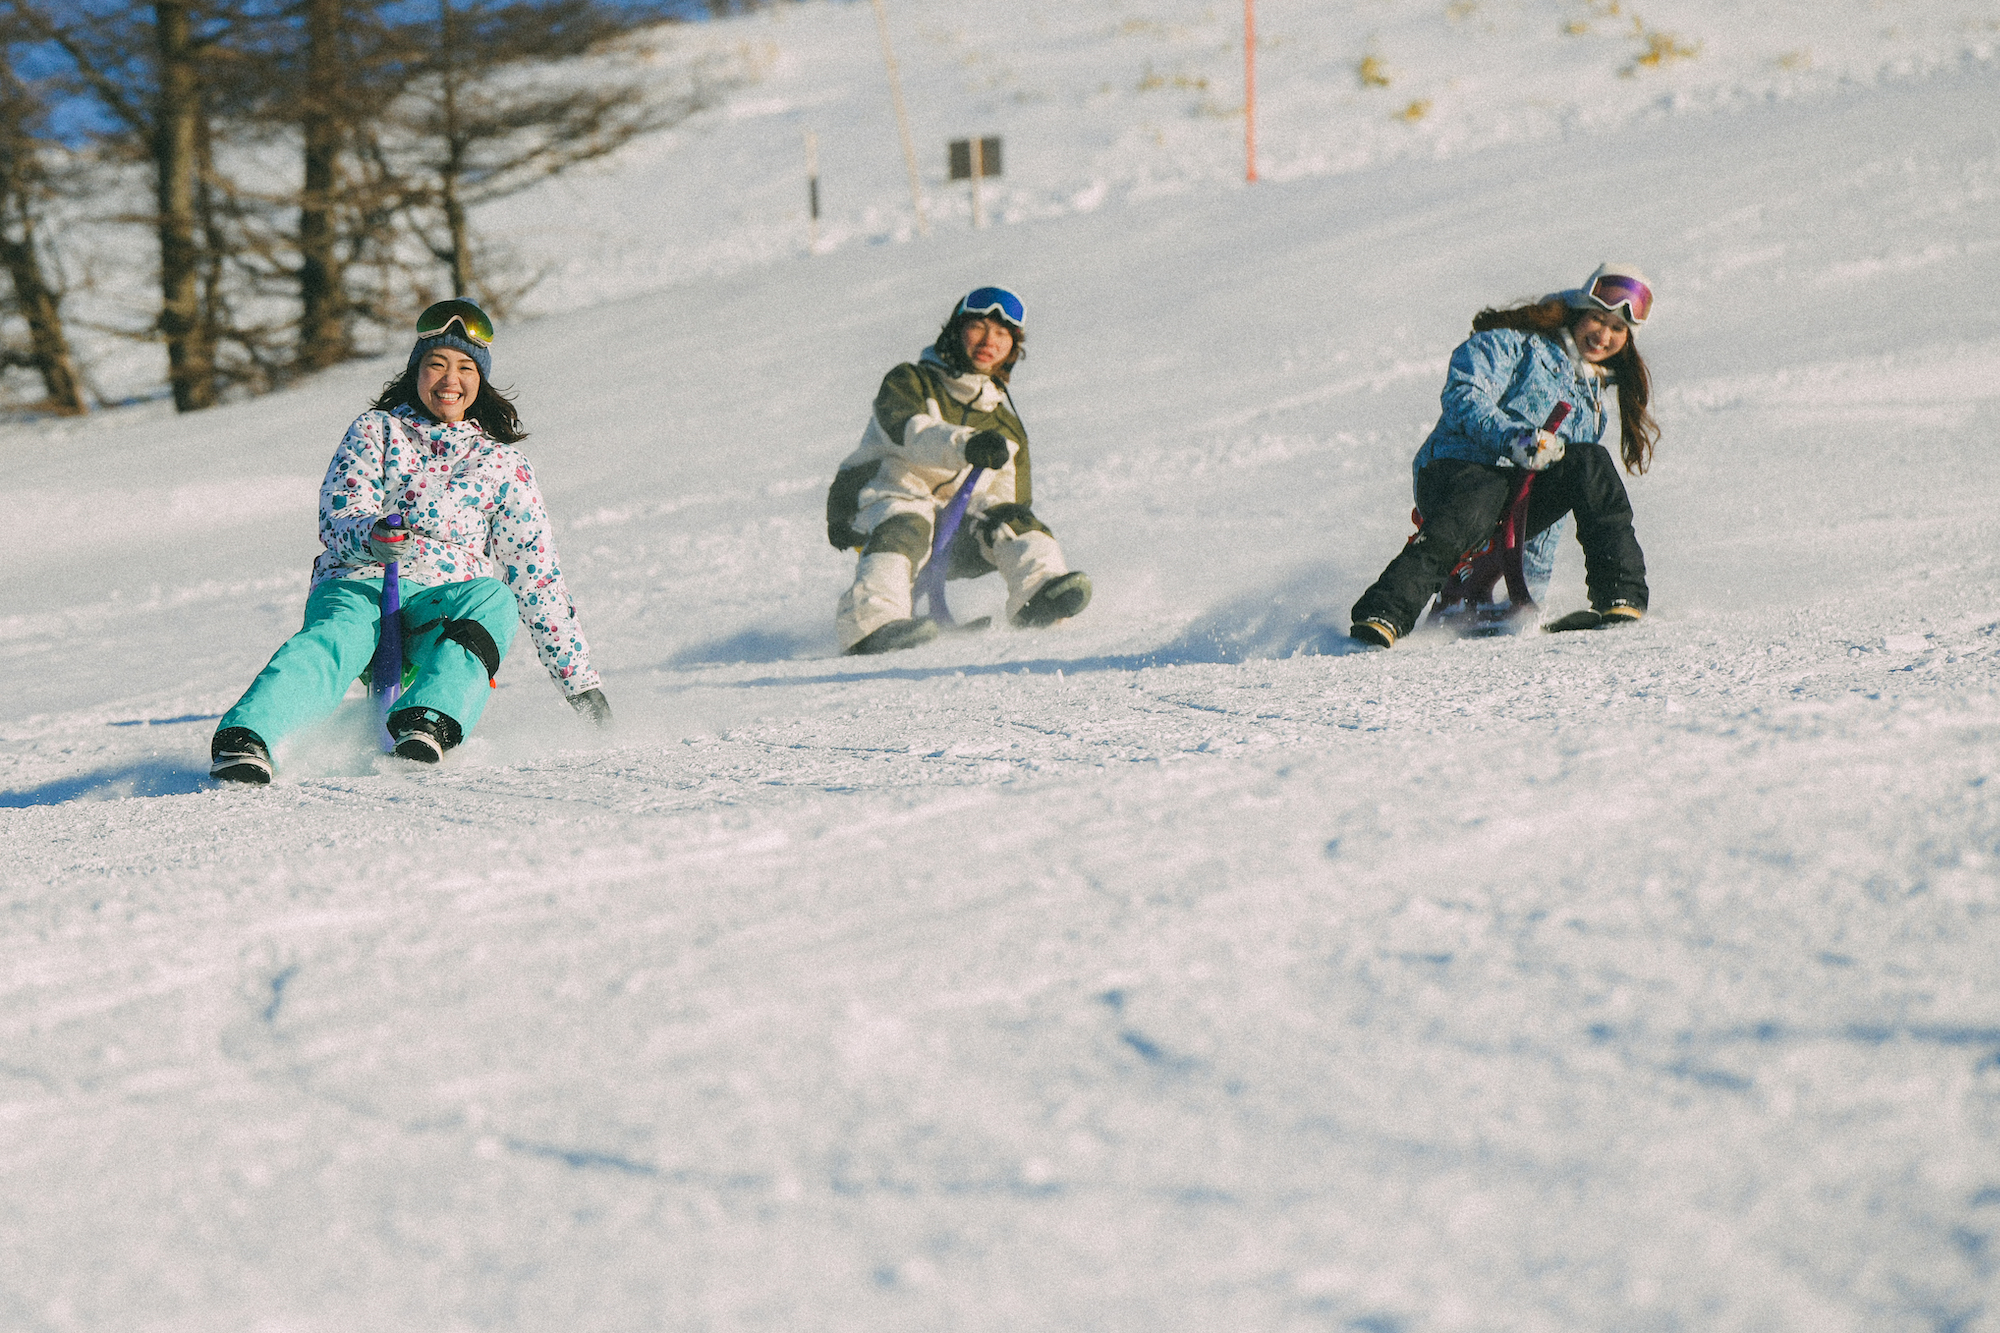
[5,0,718,407]
[379,0,704,299]
[0,32,85,413]
[152,0,214,408]
[295,0,348,369]
[6,0,240,410]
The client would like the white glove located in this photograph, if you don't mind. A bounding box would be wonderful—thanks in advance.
[1506,428,1566,472]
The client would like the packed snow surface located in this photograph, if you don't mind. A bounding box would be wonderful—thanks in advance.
[5,1,2000,1329]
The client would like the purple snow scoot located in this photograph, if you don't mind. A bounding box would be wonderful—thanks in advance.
[368,514,406,749]
[1421,401,1572,635]
[911,466,993,633]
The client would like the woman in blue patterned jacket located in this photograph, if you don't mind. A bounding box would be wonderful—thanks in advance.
[210,301,610,784]
[1349,264,1661,648]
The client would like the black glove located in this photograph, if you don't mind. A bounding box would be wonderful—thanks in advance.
[963,429,1012,470]
[568,688,613,727]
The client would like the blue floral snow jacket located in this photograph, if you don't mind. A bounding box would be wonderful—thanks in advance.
[313,404,600,696]
[1410,328,1609,485]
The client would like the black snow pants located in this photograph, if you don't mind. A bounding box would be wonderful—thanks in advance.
[1349,443,1648,637]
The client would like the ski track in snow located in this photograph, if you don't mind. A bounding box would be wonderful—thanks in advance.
[4,3,2000,1329]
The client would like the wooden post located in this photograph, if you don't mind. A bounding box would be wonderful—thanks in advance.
[1244,0,1258,183]
[971,136,984,230]
[869,0,929,238]
[805,129,820,253]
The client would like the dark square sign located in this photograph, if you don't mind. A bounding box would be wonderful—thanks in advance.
[949,138,1003,179]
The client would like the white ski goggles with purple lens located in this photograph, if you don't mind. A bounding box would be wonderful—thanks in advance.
[956,286,1025,330]
[1582,272,1652,327]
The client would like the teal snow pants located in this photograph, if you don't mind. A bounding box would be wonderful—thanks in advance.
[219,577,518,749]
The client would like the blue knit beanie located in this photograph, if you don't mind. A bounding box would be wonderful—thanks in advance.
[407,330,492,382]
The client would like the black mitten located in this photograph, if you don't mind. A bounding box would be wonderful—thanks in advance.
[963,430,1011,470]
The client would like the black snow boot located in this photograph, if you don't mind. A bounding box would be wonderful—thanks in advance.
[1014,572,1092,628]
[210,726,274,785]
[387,706,461,763]
[1349,618,1397,649]
[846,618,941,655]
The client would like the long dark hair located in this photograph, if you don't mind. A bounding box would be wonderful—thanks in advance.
[932,309,1026,384]
[372,361,527,443]
[1470,297,1657,474]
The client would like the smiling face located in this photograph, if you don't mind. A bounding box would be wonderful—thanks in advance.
[1571,309,1631,364]
[416,348,481,422]
[960,317,1016,374]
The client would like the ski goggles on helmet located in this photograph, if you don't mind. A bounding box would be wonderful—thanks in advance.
[415,298,495,346]
[956,286,1025,330]
[1579,265,1653,327]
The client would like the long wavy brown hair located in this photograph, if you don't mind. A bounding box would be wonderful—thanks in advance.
[933,308,1026,384]
[1471,297,1657,474]
[372,359,527,443]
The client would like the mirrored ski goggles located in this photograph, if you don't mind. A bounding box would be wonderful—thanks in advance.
[1582,273,1652,327]
[415,298,495,346]
[956,286,1025,329]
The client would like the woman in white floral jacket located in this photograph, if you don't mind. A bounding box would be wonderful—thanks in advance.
[211,301,609,783]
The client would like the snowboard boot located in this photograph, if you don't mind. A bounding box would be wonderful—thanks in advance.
[846,617,941,656]
[387,706,460,764]
[1350,618,1398,649]
[1013,572,1092,628]
[1543,602,1643,634]
[210,726,274,785]
[1542,610,1602,633]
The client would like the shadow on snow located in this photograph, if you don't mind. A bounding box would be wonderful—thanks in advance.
[1,759,211,808]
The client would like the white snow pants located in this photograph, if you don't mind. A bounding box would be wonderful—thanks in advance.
[835,516,1069,651]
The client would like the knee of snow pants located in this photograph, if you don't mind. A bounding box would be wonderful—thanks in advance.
[860,512,932,565]
[219,577,392,748]
[837,552,915,651]
[1350,461,1512,635]
[397,578,520,737]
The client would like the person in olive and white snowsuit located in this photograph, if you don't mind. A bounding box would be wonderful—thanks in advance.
[1348,263,1662,648]
[827,286,1091,655]
[210,300,611,783]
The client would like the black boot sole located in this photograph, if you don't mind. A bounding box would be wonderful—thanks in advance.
[393,733,445,763]
[210,759,273,785]
[846,618,942,655]
[1014,572,1092,628]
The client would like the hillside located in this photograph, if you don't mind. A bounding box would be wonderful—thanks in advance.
[3,1,1999,1329]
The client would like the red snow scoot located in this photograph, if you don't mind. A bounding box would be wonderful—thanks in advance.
[1417,402,1571,636]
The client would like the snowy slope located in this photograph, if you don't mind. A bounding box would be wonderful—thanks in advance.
[5,1,2000,1329]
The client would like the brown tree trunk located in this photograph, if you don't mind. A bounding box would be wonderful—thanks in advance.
[437,0,472,297]
[297,0,348,370]
[154,0,216,411]
[194,89,234,387]
[0,54,85,413]
[441,171,470,297]
[0,227,86,414]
